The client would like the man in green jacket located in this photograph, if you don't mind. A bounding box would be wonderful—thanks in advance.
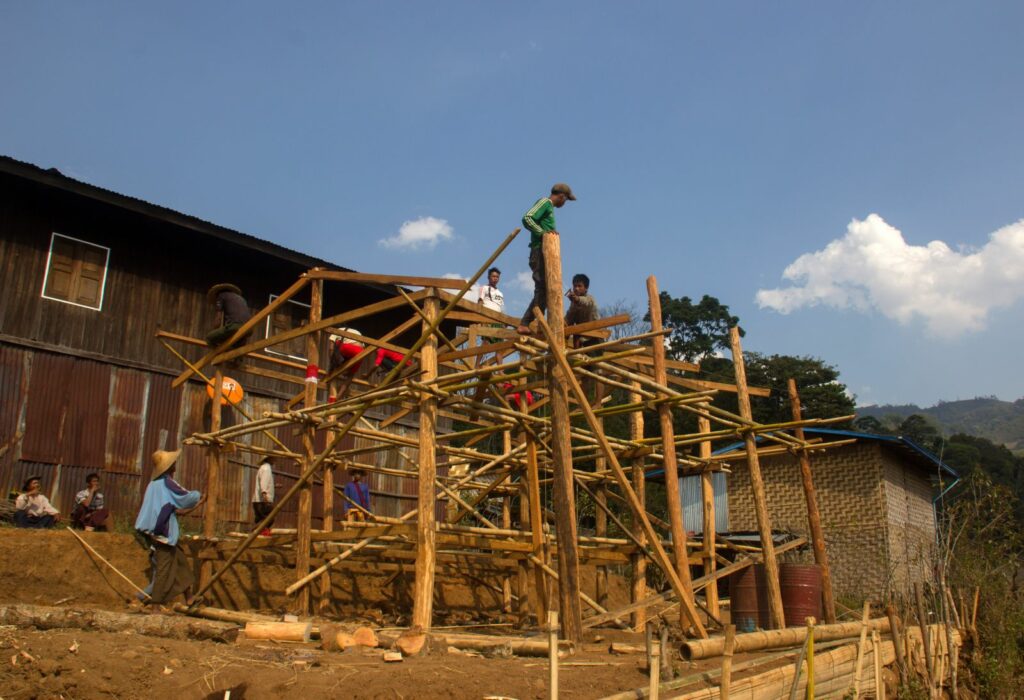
[517,182,577,334]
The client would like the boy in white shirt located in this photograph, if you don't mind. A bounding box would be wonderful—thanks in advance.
[478,267,504,314]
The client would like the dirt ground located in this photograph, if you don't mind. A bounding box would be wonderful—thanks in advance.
[0,527,712,699]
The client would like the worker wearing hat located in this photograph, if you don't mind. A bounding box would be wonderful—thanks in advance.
[517,183,577,335]
[206,282,253,349]
[134,449,206,607]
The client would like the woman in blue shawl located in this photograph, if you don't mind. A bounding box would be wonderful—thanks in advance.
[135,449,205,606]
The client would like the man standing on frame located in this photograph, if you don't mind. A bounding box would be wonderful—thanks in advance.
[517,183,577,335]
[252,457,275,536]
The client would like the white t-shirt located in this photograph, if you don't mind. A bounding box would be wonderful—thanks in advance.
[478,284,504,313]
[253,462,275,502]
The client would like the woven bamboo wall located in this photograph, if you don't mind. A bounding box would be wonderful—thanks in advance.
[725,441,936,600]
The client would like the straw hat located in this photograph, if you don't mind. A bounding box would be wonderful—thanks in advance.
[151,449,181,480]
[207,283,242,303]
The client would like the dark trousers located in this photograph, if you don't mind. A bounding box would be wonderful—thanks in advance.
[253,501,275,528]
[14,511,56,529]
[519,246,547,326]
[149,542,194,605]
[206,323,249,348]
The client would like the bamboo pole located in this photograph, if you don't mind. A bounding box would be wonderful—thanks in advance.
[698,416,719,620]
[412,293,440,631]
[787,635,809,700]
[548,611,559,700]
[524,395,550,623]
[201,367,223,591]
[915,582,935,695]
[805,617,815,700]
[787,378,836,624]
[886,604,908,686]
[729,326,785,629]
[319,378,337,615]
[501,430,513,614]
[294,279,322,615]
[647,276,696,601]
[192,228,521,601]
[720,624,735,700]
[541,232,583,643]
[67,528,150,599]
[533,309,707,638]
[872,630,884,700]
[649,639,662,700]
[680,616,891,660]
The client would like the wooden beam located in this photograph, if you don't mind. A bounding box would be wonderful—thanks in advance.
[412,294,440,631]
[533,308,707,639]
[200,368,223,590]
[296,279,323,615]
[629,381,648,632]
[647,276,697,608]
[524,399,550,623]
[308,270,470,289]
[788,378,836,624]
[542,232,584,644]
[730,326,785,629]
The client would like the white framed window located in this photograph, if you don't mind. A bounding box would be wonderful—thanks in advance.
[264,294,310,361]
[40,232,110,311]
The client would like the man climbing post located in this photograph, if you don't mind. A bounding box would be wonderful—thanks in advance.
[206,283,252,349]
[517,183,576,335]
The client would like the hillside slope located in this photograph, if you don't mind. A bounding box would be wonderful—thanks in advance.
[857,397,1024,451]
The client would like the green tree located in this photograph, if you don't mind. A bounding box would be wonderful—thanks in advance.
[650,292,740,363]
[896,414,941,450]
[852,415,887,433]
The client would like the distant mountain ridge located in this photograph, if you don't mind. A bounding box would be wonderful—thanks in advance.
[857,396,1024,452]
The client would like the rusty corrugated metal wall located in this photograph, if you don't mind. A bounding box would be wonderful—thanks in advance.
[1,343,432,531]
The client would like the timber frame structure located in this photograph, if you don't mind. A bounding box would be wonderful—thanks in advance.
[160,229,854,643]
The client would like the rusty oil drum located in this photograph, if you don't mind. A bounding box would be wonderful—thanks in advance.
[728,564,770,633]
[780,563,823,627]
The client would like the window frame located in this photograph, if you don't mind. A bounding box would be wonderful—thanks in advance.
[40,232,111,311]
[263,293,311,362]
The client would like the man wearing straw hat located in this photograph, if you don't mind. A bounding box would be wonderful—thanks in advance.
[134,449,205,607]
[206,282,252,348]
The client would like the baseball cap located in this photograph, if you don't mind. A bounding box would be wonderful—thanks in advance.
[551,183,577,201]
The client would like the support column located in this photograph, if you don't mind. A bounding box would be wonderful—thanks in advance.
[201,368,224,590]
[412,292,440,631]
[787,378,837,624]
[629,381,648,632]
[647,277,698,604]
[525,413,549,623]
[517,463,531,625]
[501,430,514,614]
[296,279,323,615]
[698,416,719,619]
[541,232,583,643]
[729,326,785,629]
[319,378,338,614]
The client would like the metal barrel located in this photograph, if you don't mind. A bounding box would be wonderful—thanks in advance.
[780,563,823,627]
[728,564,770,633]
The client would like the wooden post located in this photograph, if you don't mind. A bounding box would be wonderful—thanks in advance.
[525,403,549,623]
[201,367,223,590]
[853,600,871,699]
[729,326,785,629]
[872,629,885,700]
[648,639,661,700]
[698,416,719,619]
[542,232,583,643]
[595,413,609,609]
[720,624,736,700]
[886,603,908,686]
[647,277,695,595]
[787,378,837,624]
[319,373,337,614]
[548,610,559,700]
[412,292,440,631]
[629,381,648,632]
[501,429,513,614]
[805,617,815,700]
[296,278,322,615]
[517,439,531,625]
[915,582,935,694]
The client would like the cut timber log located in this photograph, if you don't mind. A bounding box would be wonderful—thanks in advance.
[680,618,891,660]
[353,626,379,648]
[396,628,428,656]
[244,621,313,642]
[0,603,239,643]
[172,603,275,626]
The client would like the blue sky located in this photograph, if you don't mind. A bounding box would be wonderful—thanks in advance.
[3,2,1023,407]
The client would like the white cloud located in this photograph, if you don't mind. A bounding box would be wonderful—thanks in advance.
[756,214,1024,338]
[512,271,534,292]
[442,273,478,301]
[378,216,453,250]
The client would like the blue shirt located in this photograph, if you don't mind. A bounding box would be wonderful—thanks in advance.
[134,475,201,546]
[343,481,370,514]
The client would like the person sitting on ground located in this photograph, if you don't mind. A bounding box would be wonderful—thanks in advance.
[565,273,599,348]
[134,449,206,608]
[252,457,275,536]
[343,468,371,522]
[71,472,110,531]
[478,267,505,314]
[14,476,59,529]
[206,283,252,349]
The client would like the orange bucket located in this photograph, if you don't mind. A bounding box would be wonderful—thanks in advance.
[207,376,244,406]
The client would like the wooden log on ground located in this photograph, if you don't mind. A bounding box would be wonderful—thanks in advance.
[172,603,275,625]
[396,627,428,656]
[680,618,891,660]
[244,620,313,642]
[0,603,239,643]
